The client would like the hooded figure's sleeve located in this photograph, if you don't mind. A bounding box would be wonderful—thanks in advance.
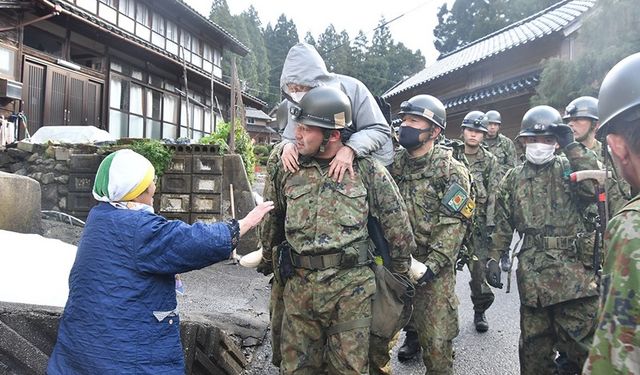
[342,80,391,158]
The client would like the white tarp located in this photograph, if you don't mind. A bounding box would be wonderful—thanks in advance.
[0,230,76,307]
[29,126,115,144]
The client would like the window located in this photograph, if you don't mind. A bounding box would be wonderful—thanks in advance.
[76,0,97,13]
[151,13,165,48]
[135,2,151,41]
[24,27,64,58]
[98,0,117,23]
[191,37,202,68]
[180,31,192,62]
[118,0,135,33]
[165,21,178,55]
[0,46,17,79]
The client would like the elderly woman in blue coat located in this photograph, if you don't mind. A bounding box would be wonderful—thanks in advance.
[47,149,273,374]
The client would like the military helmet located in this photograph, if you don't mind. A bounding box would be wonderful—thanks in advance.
[461,111,488,132]
[517,105,563,138]
[563,96,599,121]
[275,100,289,131]
[597,52,640,136]
[398,94,446,129]
[485,110,502,124]
[290,86,352,130]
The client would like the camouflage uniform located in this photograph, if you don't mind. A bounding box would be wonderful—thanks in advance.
[464,147,499,314]
[489,142,600,375]
[583,194,640,375]
[390,145,472,374]
[483,133,517,180]
[260,154,414,374]
[587,138,630,216]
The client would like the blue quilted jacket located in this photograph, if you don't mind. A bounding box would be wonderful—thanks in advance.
[47,203,234,374]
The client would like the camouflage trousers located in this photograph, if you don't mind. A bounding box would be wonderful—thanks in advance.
[368,332,399,375]
[281,266,376,374]
[269,277,285,367]
[468,256,495,313]
[413,266,459,375]
[271,274,396,373]
[519,296,598,375]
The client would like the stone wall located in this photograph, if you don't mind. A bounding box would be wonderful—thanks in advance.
[0,142,99,217]
[0,143,259,253]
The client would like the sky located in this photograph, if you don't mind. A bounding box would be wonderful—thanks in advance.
[185,0,453,63]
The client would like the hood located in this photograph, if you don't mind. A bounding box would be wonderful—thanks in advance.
[280,43,337,96]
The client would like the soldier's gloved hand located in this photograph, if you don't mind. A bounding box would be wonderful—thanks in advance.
[256,257,273,276]
[548,123,575,148]
[485,258,503,289]
[415,267,436,286]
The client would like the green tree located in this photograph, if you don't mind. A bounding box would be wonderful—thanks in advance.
[531,0,640,108]
[199,120,257,183]
[264,14,300,106]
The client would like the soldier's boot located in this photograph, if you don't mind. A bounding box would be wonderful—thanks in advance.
[474,311,489,333]
[500,252,511,272]
[397,331,421,361]
[553,352,581,375]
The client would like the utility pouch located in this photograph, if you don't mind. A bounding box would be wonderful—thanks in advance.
[276,241,295,284]
[370,264,415,339]
[575,232,596,269]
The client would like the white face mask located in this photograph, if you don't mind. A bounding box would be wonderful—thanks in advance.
[525,142,556,165]
[290,91,306,103]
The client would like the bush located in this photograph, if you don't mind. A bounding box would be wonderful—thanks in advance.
[199,120,256,183]
[129,139,174,177]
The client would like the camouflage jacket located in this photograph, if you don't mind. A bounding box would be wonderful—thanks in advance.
[483,133,517,180]
[465,146,499,226]
[390,145,472,275]
[583,194,640,375]
[260,152,415,275]
[490,142,600,307]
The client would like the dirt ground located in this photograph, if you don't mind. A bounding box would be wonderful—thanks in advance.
[41,218,84,245]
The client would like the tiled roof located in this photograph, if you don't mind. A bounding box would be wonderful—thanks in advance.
[245,124,277,134]
[383,0,596,99]
[246,107,273,121]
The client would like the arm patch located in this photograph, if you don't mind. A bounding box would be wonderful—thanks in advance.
[441,182,475,219]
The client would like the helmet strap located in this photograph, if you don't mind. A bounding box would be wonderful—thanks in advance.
[317,129,334,154]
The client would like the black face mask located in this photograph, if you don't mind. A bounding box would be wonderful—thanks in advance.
[399,126,432,150]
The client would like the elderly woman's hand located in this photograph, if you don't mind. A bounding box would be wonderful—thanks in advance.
[238,201,275,237]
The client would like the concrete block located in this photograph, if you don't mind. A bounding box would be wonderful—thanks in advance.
[160,194,190,213]
[191,194,221,213]
[193,155,223,174]
[67,174,95,192]
[159,212,190,222]
[66,192,96,212]
[166,155,192,174]
[161,174,191,193]
[190,213,219,224]
[192,175,222,194]
[54,147,71,161]
[0,171,42,234]
[69,154,102,173]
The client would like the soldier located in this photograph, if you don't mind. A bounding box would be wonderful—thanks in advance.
[564,96,630,215]
[390,94,473,374]
[258,86,415,374]
[460,111,500,333]
[278,42,394,178]
[486,105,600,375]
[584,52,640,375]
[483,109,518,271]
[564,96,602,156]
[267,43,395,369]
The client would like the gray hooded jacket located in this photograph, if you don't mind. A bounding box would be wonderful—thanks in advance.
[280,43,393,166]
